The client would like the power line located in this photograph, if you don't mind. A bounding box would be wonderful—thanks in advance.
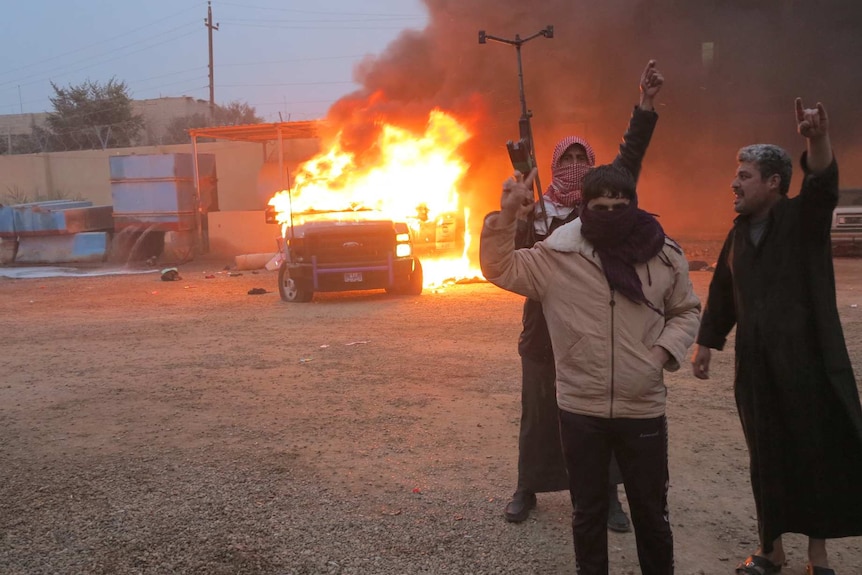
[218,54,361,67]
[0,23,201,91]
[221,21,419,31]
[0,4,205,81]
[219,81,355,88]
[216,1,424,18]
[224,16,423,24]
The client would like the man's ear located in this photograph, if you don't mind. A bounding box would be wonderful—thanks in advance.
[767,173,782,192]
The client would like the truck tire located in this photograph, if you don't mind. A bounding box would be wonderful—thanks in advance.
[404,259,423,295]
[278,262,313,302]
[387,259,423,296]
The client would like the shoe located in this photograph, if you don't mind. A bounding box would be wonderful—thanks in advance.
[806,564,836,575]
[607,503,631,532]
[607,490,632,533]
[504,490,536,523]
[735,555,782,574]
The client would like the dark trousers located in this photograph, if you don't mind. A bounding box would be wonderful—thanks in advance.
[559,411,673,575]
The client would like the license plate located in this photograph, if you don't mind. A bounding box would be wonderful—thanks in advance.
[344,272,363,283]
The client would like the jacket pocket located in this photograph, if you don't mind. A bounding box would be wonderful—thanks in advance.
[557,331,607,403]
[615,339,664,402]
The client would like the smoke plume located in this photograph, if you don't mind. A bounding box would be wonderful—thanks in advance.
[325,0,862,239]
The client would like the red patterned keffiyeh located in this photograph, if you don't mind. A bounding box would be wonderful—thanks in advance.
[545,136,596,208]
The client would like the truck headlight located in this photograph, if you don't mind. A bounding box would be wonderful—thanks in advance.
[396,243,412,258]
[396,233,411,242]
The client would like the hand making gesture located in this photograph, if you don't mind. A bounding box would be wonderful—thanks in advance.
[795,98,829,140]
[499,168,537,225]
[795,98,833,172]
[639,60,664,111]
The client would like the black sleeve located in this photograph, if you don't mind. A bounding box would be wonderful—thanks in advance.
[798,152,839,246]
[610,106,658,184]
[696,231,737,350]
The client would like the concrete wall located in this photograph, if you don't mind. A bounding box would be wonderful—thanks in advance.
[208,210,281,257]
[0,138,320,212]
[0,137,320,257]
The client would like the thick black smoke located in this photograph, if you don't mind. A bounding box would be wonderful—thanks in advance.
[327,0,862,238]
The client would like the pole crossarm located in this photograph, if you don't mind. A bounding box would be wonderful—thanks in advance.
[479,26,553,47]
[478,25,554,226]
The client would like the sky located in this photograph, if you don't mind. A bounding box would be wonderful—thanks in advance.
[0,0,429,121]
[4,1,861,238]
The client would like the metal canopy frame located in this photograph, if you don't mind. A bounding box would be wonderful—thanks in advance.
[186,120,323,250]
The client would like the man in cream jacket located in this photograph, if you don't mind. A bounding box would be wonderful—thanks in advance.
[481,164,700,575]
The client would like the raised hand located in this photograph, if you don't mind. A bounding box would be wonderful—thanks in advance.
[500,168,537,224]
[638,60,664,111]
[795,98,829,140]
[795,98,833,172]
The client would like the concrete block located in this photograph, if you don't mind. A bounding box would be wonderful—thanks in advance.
[0,237,18,264]
[208,210,281,257]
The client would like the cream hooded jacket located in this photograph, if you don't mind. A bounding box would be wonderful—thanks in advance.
[481,213,701,419]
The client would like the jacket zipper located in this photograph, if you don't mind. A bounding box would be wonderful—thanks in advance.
[609,288,616,418]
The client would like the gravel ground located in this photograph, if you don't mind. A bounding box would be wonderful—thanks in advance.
[2,252,861,574]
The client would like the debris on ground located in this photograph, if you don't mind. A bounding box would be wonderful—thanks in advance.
[160,268,181,281]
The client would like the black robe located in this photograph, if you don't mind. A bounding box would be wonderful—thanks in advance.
[697,154,862,549]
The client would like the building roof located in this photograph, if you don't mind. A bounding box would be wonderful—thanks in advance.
[188,121,322,143]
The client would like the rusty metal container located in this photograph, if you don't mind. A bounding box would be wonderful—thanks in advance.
[109,153,218,232]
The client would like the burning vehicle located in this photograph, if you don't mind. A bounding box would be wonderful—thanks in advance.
[266,109,477,302]
[265,205,423,302]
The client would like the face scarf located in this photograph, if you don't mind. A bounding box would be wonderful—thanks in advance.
[579,197,666,311]
[545,136,596,208]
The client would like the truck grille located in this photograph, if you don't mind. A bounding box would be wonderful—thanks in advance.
[303,226,395,265]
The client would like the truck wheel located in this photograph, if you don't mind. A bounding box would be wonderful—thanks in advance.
[405,258,423,295]
[278,263,313,302]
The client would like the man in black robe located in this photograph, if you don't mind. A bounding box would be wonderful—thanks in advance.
[692,99,862,575]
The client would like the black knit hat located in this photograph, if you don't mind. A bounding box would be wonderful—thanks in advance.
[582,164,637,204]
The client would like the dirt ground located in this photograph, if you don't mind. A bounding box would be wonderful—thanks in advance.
[2,250,862,575]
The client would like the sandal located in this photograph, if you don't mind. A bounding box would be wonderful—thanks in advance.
[735,555,782,575]
[807,565,836,575]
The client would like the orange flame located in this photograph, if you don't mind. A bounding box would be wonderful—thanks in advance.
[268,109,484,288]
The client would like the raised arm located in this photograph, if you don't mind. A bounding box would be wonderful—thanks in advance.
[796,99,839,239]
[612,60,663,183]
[481,168,554,301]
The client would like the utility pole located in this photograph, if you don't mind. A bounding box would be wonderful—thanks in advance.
[205,1,219,120]
[478,26,554,220]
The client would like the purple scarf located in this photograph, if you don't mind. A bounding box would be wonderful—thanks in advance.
[579,199,666,309]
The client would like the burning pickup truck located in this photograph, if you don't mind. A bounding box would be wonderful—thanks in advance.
[266,206,422,302]
[261,108,473,301]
